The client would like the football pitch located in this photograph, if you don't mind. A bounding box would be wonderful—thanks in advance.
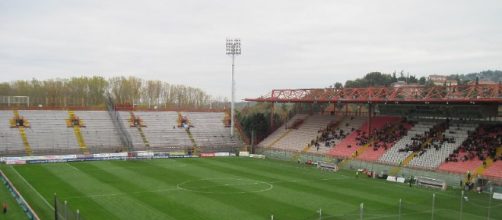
[1,157,501,220]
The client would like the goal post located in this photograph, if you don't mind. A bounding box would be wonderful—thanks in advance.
[317,161,339,172]
[0,96,30,107]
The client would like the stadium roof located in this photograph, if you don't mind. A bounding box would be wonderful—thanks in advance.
[244,84,502,104]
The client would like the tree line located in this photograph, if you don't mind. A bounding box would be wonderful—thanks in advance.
[0,76,227,109]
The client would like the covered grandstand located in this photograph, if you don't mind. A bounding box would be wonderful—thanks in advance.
[245,84,502,184]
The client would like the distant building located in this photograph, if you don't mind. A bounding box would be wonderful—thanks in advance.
[467,79,497,85]
[391,81,422,88]
[428,75,457,86]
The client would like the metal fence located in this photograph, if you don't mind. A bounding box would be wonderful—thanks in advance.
[267,191,501,220]
[54,194,83,220]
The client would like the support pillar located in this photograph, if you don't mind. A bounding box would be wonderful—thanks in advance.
[368,103,373,137]
[270,102,275,131]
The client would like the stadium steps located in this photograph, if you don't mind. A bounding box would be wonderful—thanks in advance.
[12,110,32,155]
[178,112,198,152]
[352,142,373,158]
[137,127,151,149]
[130,112,151,149]
[476,146,502,176]
[68,111,90,155]
[390,152,418,176]
[336,142,372,169]
[18,127,32,155]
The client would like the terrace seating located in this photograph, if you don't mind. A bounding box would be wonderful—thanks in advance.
[0,110,25,155]
[118,111,149,150]
[19,110,80,155]
[310,116,361,154]
[182,112,241,147]
[75,111,122,151]
[408,123,477,169]
[357,119,413,162]
[328,116,399,158]
[131,111,193,149]
[483,161,502,179]
[378,121,438,166]
[257,114,308,148]
[266,114,336,151]
[438,151,483,174]
[438,124,502,174]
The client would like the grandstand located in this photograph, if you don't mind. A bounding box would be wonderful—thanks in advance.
[0,109,242,156]
[246,84,502,181]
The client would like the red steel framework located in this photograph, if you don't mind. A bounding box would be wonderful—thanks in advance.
[245,84,502,137]
[244,84,502,104]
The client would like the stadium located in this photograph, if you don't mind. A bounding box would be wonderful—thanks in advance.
[2,1,502,220]
[1,77,502,220]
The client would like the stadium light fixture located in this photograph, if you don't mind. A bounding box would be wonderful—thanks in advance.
[226,38,241,137]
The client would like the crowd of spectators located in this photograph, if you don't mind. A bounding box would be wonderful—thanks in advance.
[445,124,502,163]
[398,120,453,155]
[312,116,358,150]
[355,118,412,151]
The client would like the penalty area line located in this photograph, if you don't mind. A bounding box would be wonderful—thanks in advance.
[10,166,55,211]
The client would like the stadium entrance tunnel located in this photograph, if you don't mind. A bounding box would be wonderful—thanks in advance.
[177,178,273,194]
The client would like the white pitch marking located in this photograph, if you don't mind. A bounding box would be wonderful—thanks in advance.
[10,166,55,210]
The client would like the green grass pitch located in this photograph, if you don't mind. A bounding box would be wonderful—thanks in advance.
[1,157,501,220]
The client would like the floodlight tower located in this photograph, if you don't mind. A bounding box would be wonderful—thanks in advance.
[226,38,241,137]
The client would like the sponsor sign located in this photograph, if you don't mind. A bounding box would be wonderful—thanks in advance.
[170,151,186,156]
[386,176,397,182]
[494,192,502,200]
[5,160,26,165]
[93,152,128,158]
[200,153,215,158]
[214,152,230,157]
[239,151,250,157]
[396,177,406,183]
[137,151,154,157]
[249,154,265,159]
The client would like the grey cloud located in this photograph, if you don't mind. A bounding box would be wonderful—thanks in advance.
[1,0,501,100]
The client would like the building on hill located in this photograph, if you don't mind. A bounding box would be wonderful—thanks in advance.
[428,74,457,86]
[391,81,421,88]
[467,79,497,85]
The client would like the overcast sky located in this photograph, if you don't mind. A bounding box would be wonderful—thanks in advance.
[1,0,502,100]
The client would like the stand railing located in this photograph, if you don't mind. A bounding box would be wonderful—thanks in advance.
[105,94,134,151]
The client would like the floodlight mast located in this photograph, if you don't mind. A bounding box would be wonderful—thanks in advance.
[226,38,241,137]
